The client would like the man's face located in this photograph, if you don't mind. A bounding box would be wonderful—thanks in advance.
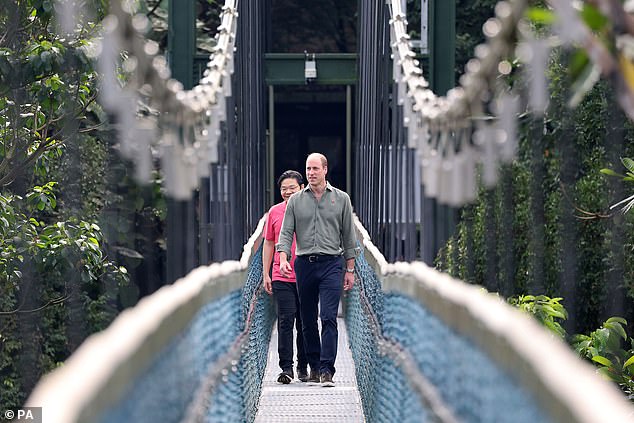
[280,177,301,202]
[306,156,327,186]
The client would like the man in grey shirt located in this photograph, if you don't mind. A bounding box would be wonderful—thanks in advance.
[277,152,357,387]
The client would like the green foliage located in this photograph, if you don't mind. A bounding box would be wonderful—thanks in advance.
[455,0,498,78]
[0,187,129,408]
[0,1,147,409]
[524,2,633,109]
[436,50,634,335]
[509,295,568,338]
[25,181,57,212]
[510,295,634,400]
[144,0,223,54]
[601,157,634,214]
[572,317,634,399]
[0,1,105,189]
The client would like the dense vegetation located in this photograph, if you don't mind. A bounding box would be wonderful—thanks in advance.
[0,0,228,409]
[432,1,634,400]
[0,1,168,408]
[436,47,634,335]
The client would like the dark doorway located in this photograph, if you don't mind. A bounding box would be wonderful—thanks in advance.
[272,85,347,204]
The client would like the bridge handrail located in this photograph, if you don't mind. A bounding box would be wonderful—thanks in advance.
[353,215,634,423]
[25,216,266,423]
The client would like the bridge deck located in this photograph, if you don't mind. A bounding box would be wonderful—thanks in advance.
[255,317,365,422]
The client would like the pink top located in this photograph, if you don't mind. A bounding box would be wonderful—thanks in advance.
[264,202,297,282]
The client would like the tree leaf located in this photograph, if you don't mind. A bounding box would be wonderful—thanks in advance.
[606,316,627,325]
[605,322,627,340]
[569,49,590,81]
[580,4,609,31]
[600,168,622,177]
[623,355,634,369]
[592,355,614,367]
[525,8,555,24]
[621,158,634,175]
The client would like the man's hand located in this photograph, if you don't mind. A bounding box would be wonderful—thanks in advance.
[343,271,355,291]
[263,273,273,295]
[279,254,292,277]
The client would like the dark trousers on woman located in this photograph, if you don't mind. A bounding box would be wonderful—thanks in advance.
[272,281,308,373]
[294,255,344,376]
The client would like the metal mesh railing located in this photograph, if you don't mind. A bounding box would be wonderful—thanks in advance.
[345,217,634,423]
[26,218,274,423]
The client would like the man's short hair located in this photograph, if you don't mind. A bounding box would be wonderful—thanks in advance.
[307,152,328,168]
[277,170,304,188]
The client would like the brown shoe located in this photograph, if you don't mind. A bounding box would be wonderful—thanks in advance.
[320,371,334,387]
[307,370,320,385]
[297,367,309,382]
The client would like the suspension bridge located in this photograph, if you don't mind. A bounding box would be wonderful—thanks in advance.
[17,0,634,421]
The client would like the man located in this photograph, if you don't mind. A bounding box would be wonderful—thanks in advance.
[262,170,308,384]
[276,153,357,387]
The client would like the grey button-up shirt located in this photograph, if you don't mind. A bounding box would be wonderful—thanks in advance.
[276,182,358,260]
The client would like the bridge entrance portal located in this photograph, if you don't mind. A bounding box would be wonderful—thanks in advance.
[267,84,352,206]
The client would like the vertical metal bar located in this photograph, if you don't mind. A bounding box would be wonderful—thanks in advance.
[185,195,196,271]
[166,0,194,277]
[210,164,219,261]
[199,177,210,265]
[421,0,429,54]
[393,104,402,261]
[422,197,437,264]
[269,85,275,207]
[166,199,183,282]
[424,0,455,262]
[407,149,417,261]
[346,85,352,195]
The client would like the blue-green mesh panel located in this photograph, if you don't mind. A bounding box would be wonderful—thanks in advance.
[373,356,431,422]
[202,245,274,422]
[239,290,274,422]
[344,249,381,420]
[345,248,552,423]
[99,245,274,423]
[99,291,242,423]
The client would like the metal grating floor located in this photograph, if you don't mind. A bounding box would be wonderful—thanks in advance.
[254,317,365,422]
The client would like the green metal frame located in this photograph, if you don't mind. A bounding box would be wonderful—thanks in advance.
[168,0,195,89]
[264,53,357,85]
[427,0,457,258]
[428,0,455,95]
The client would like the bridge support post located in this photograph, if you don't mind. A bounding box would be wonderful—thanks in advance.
[424,0,456,263]
[168,0,195,90]
[167,1,197,281]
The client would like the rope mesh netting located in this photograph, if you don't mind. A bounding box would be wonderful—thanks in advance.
[99,246,274,423]
[345,247,551,423]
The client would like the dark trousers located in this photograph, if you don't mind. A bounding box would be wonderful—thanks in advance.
[294,255,344,375]
[272,281,307,372]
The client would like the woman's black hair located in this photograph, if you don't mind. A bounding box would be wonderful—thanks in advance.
[277,170,304,187]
